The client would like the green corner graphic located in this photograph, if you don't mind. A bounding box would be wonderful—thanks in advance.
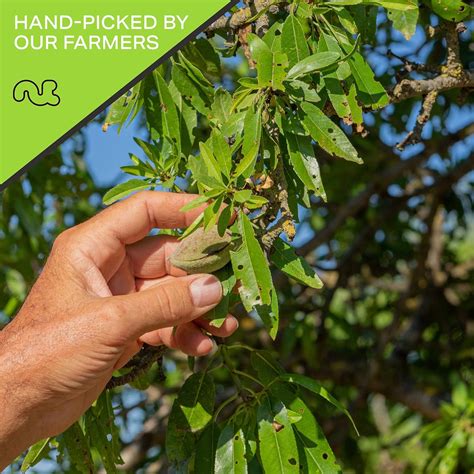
[0,0,234,188]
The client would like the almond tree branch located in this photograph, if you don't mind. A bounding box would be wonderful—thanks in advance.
[106,345,166,390]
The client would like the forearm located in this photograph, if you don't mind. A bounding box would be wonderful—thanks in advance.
[0,330,43,470]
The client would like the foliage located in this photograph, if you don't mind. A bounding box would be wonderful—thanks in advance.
[2,0,473,472]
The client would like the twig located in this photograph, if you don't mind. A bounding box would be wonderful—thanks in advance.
[397,90,439,150]
[106,345,167,390]
[261,158,295,250]
[387,49,441,75]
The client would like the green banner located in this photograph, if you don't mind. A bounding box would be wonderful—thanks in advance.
[0,0,234,188]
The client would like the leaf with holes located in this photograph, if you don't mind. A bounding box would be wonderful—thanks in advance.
[341,47,389,109]
[103,84,141,133]
[62,423,94,474]
[257,394,299,474]
[279,374,359,435]
[388,0,419,39]
[300,102,362,164]
[231,213,273,311]
[255,280,280,339]
[286,133,327,200]
[431,0,471,21]
[166,372,215,465]
[154,72,181,155]
[271,384,342,474]
[195,422,221,474]
[205,265,237,328]
[215,422,248,474]
[200,142,225,184]
[172,63,210,115]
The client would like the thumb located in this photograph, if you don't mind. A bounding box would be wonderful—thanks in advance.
[108,275,222,340]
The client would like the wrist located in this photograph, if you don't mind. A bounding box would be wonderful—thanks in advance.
[0,329,45,469]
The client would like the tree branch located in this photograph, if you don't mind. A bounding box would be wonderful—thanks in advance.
[389,70,474,103]
[106,345,166,390]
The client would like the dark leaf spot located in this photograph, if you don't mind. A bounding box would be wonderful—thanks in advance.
[322,453,329,460]
[289,458,297,465]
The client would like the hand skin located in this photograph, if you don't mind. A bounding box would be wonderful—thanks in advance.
[0,192,238,469]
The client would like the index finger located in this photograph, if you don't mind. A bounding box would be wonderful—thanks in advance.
[82,191,203,244]
[61,192,205,278]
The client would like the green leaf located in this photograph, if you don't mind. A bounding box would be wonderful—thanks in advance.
[248,33,288,90]
[180,212,204,240]
[212,88,233,126]
[189,154,226,190]
[204,196,224,230]
[103,179,152,205]
[154,72,181,155]
[287,52,341,79]
[180,195,211,213]
[251,350,284,385]
[169,79,197,156]
[347,83,364,125]
[431,0,471,21]
[84,392,123,473]
[215,423,248,474]
[103,84,141,133]
[205,265,237,328]
[248,33,273,84]
[172,63,210,115]
[281,15,310,67]
[211,129,232,179]
[341,46,389,109]
[235,144,260,180]
[21,438,51,472]
[325,0,417,9]
[183,38,221,82]
[238,77,261,90]
[200,142,224,184]
[335,7,358,34]
[257,395,299,474]
[271,385,342,474]
[166,372,216,465]
[279,373,359,435]
[178,51,214,95]
[270,238,323,289]
[242,103,262,157]
[284,80,322,103]
[286,133,327,200]
[246,195,269,210]
[388,0,419,39]
[234,189,253,203]
[231,213,273,311]
[300,102,362,163]
[217,201,234,236]
[222,111,246,137]
[195,423,221,474]
[62,422,95,474]
[254,285,280,340]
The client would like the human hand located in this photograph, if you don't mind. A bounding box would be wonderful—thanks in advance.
[0,192,238,468]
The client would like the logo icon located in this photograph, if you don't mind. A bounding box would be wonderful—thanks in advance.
[13,80,61,107]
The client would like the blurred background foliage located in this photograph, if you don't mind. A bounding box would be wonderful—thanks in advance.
[1,0,473,472]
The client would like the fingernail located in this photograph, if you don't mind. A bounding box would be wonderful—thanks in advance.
[190,276,222,307]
